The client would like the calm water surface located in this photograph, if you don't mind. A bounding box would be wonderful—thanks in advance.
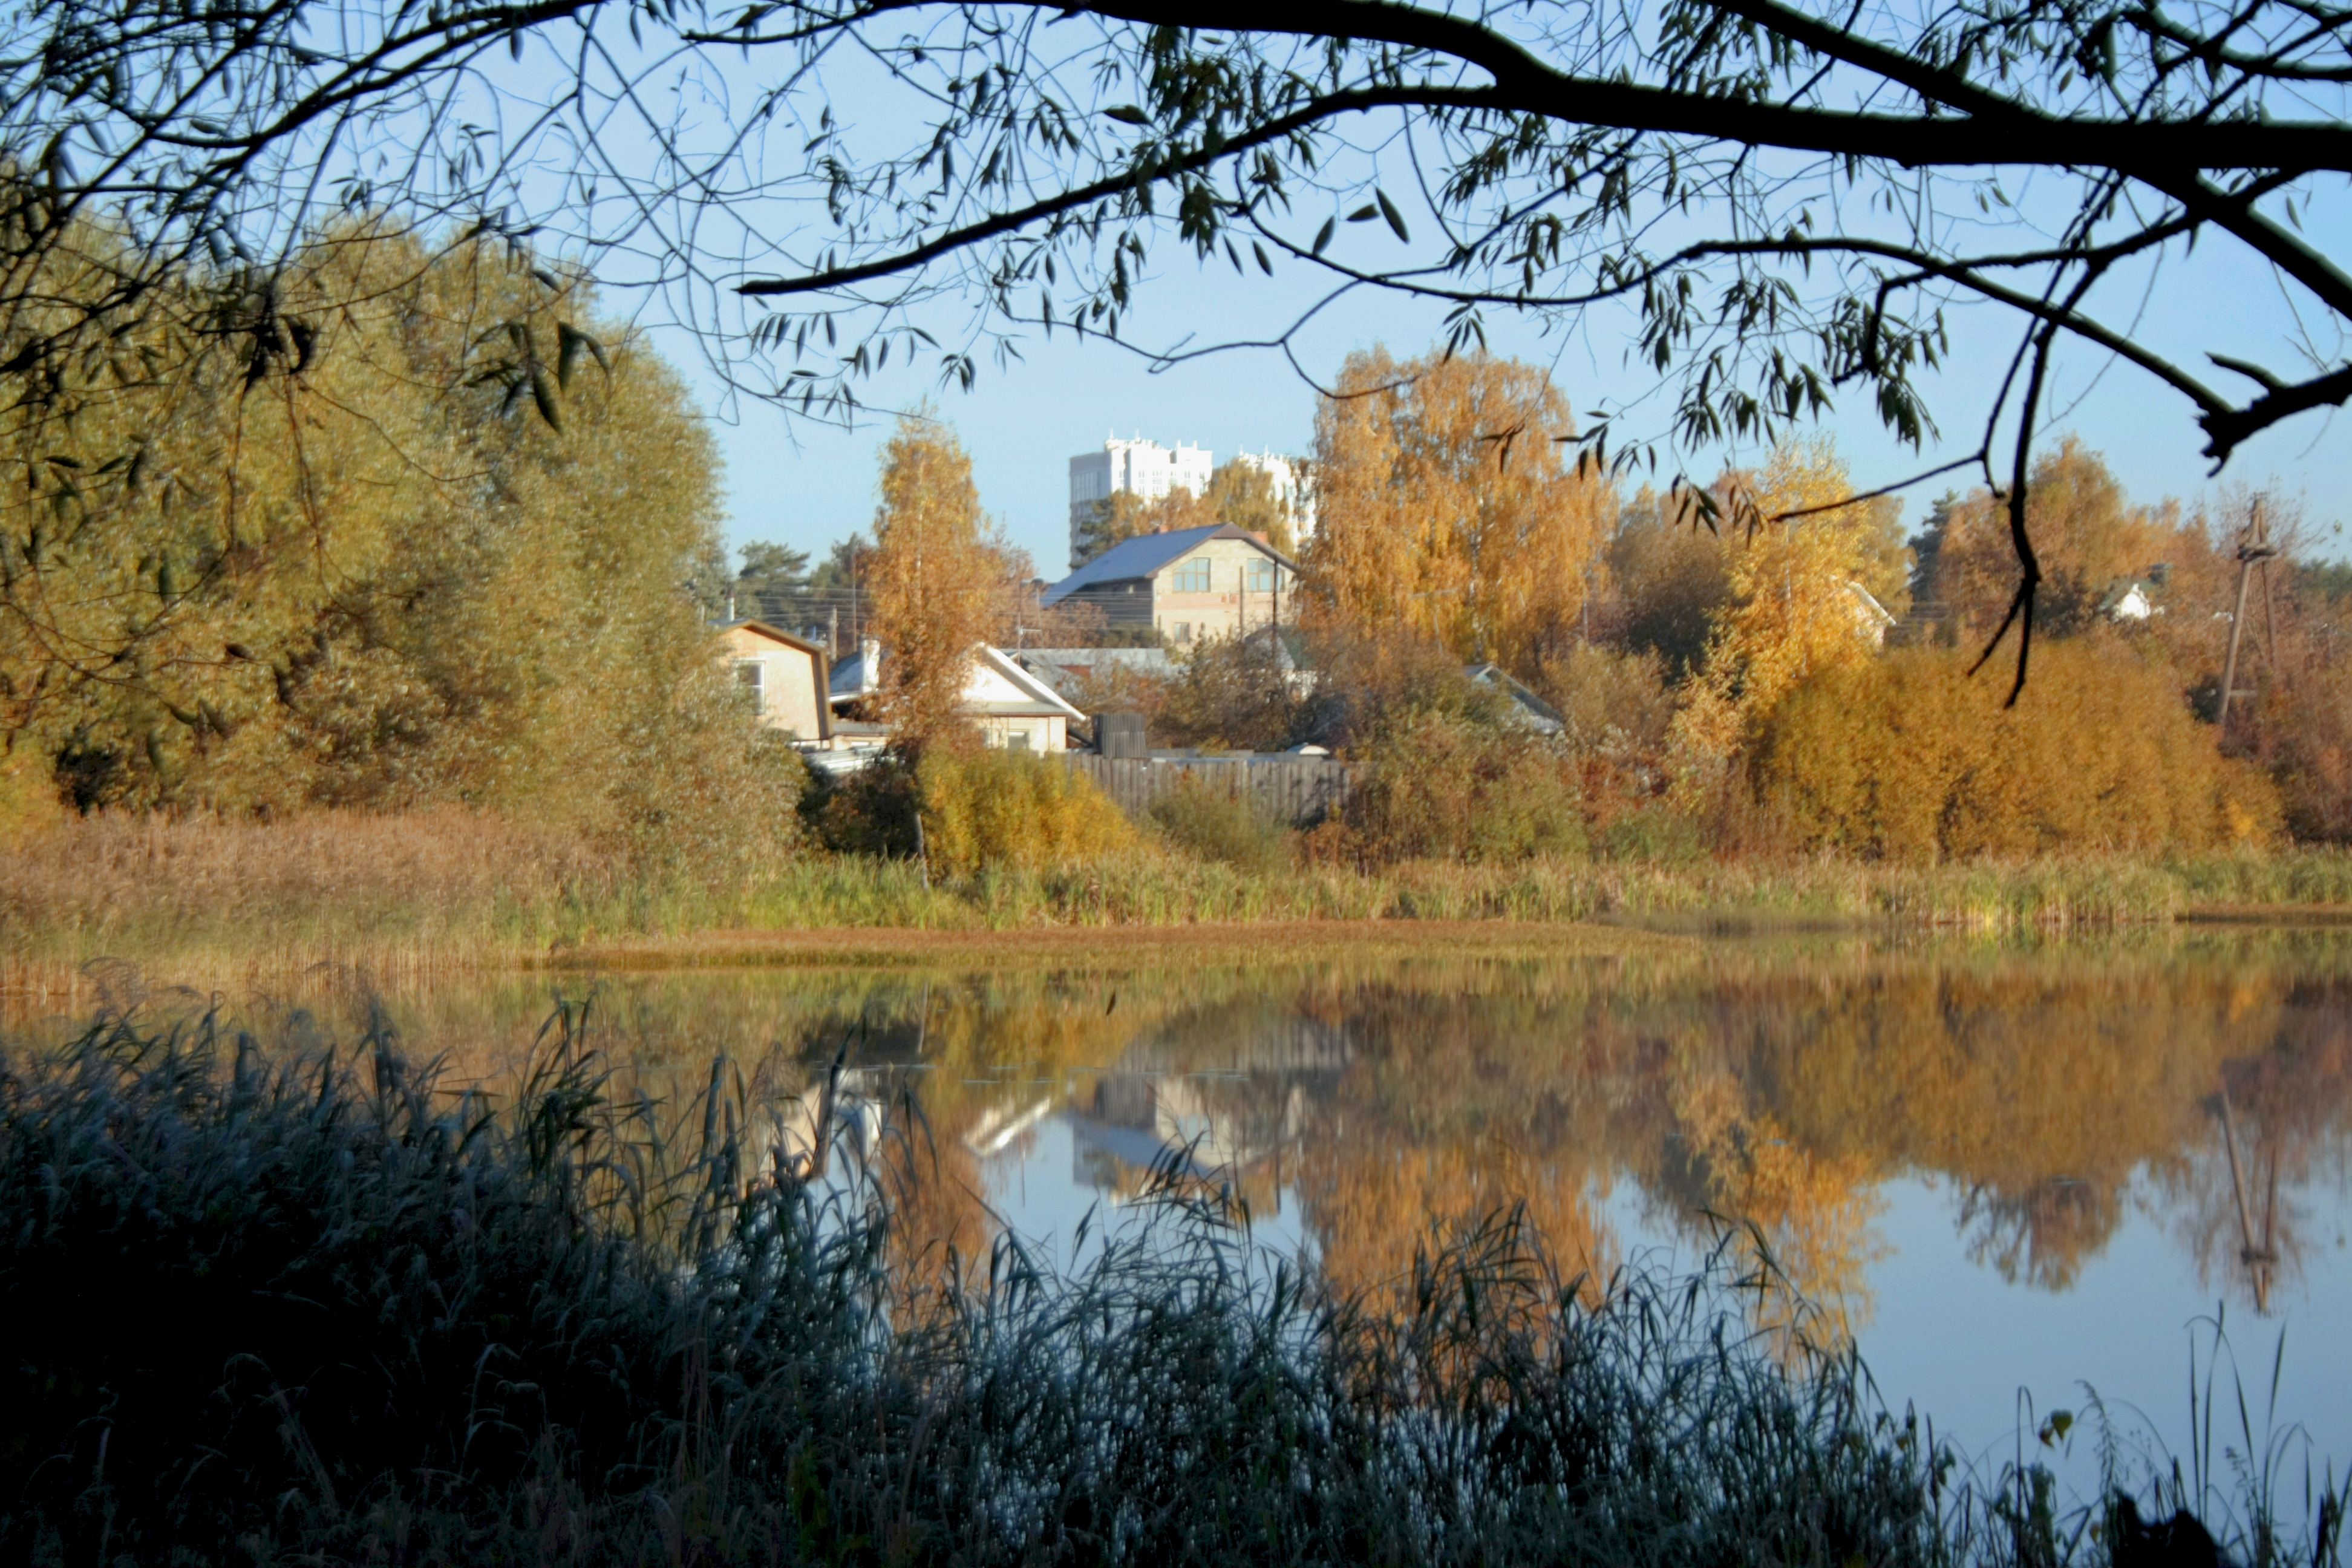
[68,926,2352,1496]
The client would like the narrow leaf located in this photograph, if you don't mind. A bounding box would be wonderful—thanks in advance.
[529,368,562,432]
[1375,188,1410,243]
[557,322,587,390]
[1312,217,1335,255]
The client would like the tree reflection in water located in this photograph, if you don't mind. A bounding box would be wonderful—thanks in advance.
[72,930,2352,1342]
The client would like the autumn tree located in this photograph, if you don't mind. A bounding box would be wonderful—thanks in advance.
[1206,461,1301,557]
[1667,440,1910,791]
[1924,438,2227,648]
[1310,348,1615,675]
[1754,640,2279,859]
[869,413,1012,750]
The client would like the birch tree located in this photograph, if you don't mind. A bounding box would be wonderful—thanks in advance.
[1310,347,1615,674]
[869,414,1007,751]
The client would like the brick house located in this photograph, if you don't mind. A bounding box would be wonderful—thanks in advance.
[1040,523,1299,647]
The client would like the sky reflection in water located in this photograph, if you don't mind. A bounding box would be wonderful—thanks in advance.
[76,926,2351,1505]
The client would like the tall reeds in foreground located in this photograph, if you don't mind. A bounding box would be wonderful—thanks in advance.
[0,1008,2344,1568]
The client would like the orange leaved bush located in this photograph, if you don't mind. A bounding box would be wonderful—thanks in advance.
[1752,639,2278,861]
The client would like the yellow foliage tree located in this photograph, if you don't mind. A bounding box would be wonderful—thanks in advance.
[869,413,1016,751]
[1924,436,2225,644]
[1667,440,1910,797]
[1670,1065,1887,1353]
[1308,347,1615,673]
[1204,460,1299,556]
[1753,638,2279,860]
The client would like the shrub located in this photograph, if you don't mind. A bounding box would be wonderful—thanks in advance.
[1597,802,1708,864]
[1148,773,1296,872]
[916,748,1143,877]
[1345,710,1589,863]
[804,750,924,857]
[1157,633,1308,751]
[1753,639,2281,861]
[1298,624,1508,750]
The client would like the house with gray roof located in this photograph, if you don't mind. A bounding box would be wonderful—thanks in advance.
[1042,523,1299,647]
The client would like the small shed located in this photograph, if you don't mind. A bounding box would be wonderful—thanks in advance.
[719,620,831,741]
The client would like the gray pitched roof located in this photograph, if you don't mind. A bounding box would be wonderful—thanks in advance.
[829,648,877,701]
[1465,663,1565,735]
[1042,524,1296,607]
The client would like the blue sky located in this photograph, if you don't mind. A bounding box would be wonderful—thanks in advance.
[681,227,2352,577]
[572,47,2352,580]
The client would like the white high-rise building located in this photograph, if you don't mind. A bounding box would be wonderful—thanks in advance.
[1227,449,1315,544]
[1067,436,1213,567]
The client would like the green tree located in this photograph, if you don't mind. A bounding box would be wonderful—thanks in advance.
[808,534,875,593]
[735,541,812,622]
[739,542,811,595]
[1610,488,1736,681]
[0,223,798,872]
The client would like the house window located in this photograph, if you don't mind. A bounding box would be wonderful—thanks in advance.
[1171,557,1211,592]
[1008,730,1033,751]
[734,661,764,710]
[1245,558,1277,593]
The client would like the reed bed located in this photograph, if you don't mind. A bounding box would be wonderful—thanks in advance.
[8,811,2352,995]
[2,1007,2341,1568]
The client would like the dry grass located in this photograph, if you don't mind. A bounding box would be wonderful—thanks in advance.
[547,916,1695,972]
[0,808,606,1003]
[11,809,2352,1006]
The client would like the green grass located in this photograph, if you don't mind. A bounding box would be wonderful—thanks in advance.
[2,1007,2342,1568]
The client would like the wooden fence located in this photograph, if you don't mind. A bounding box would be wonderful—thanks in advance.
[1063,754,1356,826]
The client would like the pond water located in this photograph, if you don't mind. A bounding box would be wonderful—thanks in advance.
[42,924,2352,1503]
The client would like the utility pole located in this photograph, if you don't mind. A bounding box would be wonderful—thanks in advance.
[2216,497,2279,733]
